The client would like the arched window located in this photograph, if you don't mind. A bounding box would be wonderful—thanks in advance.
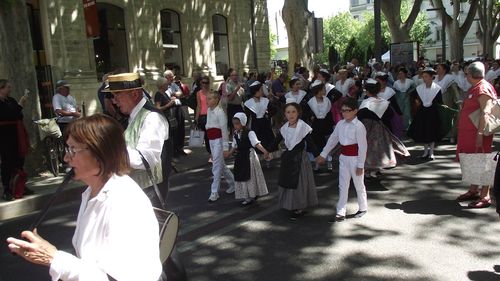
[161,9,183,74]
[212,14,230,76]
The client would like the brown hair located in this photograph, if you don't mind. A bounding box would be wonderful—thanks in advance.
[0,79,9,89]
[284,102,302,117]
[65,114,130,181]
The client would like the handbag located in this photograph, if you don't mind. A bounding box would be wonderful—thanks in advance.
[468,99,500,136]
[188,125,205,147]
[459,152,498,186]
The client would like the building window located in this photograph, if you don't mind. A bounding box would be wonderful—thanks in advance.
[351,0,360,6]
[212,14,230,76]
[161,9,183,74]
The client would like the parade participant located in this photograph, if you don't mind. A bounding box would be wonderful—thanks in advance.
[7,114,162,281]
[226,113,270,206]
[412,67,424,87]
[0,79,31,201]
[357,79,410,178]
[317,68,342,105]
[456,61,498,208]
[154,77,176,177]
[376,72,404,138]
[226,69,245,131]
[109,73,170,203]
[52,80,80,134]
[435,63,461,143]
[195,76,211,154]
[284,75,311,121]
[244,81,276,151]
[407,67,443,160]
[317,98,368,222]
[393,68,415,130]
[307,80,334,171]
[331,69,355,123]
[271,100,319,220]
[206,91,235,202]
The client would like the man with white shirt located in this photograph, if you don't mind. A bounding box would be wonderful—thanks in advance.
[485,60,500,84]
[52,80,80,133]
[109,73,169,202]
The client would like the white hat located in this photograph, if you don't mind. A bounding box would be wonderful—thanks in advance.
[310,79,324,89]
[249,81,261,88]
[375,71,388,78]
[285,98,297,104]
[365,78,378,85]
[233,112,247,126]
[319,68,329,75]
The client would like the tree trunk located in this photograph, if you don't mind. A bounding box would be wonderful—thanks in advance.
[282,0,313,76]
[381,0,423,43]
[477,0,500,59]
[430,0,479,61]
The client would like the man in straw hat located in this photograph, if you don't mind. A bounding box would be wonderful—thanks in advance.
[108,72,170,204]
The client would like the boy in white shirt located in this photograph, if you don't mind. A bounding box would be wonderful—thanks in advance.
[316,98,368,222]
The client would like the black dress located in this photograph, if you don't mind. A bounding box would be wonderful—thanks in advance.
[244,98,276,151]
[0,97,25,193]
[407,89,443,143]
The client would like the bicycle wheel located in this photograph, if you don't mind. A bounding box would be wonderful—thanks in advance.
[45,137,60,177]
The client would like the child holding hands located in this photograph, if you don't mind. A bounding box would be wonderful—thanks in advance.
[226,113,270,206]
[316,98,368,222]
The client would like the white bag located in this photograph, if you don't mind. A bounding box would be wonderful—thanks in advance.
[188,126,205,147]
[459,152,498,186]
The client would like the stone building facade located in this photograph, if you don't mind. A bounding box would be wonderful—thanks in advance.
[0,0,270,172]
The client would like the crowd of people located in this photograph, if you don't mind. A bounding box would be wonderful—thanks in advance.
[2,56,500,280]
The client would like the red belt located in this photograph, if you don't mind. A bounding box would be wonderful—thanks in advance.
[0,120,30,156]
[206,128,222,140]
[341,144,358,156]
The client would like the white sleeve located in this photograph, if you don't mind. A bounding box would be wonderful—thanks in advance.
[52,95,62,111]
[320,125,339,158]
[248,131,261,147]
[128,112,169,169]
[49,191,161,281]
[356,122,368,168]
[220,109,229,150]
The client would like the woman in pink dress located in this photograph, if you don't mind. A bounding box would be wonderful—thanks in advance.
[456,62,498,208]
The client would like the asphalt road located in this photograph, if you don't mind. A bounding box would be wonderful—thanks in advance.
[1,141,500,281]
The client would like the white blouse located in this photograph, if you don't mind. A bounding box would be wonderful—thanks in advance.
[335,78,354,97]
[416,82,441,107]
[49,174,161,281]
[393,79,414,93]
[285,90,307,104]
[307,96,332,119]
[232,130,261,148]
[206,105,230,150]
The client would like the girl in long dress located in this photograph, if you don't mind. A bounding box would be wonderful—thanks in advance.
[393,68,415,130]
[407,67,443,160]
[435,63,462,143]
[358,78,410,178]
[271,100,319,220]
[375,71,404,138]
[307,80,334,171]
[244,81,276,151]
[226,113,270,206]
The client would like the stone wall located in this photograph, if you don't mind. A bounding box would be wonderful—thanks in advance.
[39,0,271,115]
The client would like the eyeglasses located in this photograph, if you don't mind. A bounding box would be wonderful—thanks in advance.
[341,109,354,113]
[65,146,88,158]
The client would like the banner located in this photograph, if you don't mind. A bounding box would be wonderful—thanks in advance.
[83,0,99,38]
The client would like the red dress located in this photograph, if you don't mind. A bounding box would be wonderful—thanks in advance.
[456,79,497,159]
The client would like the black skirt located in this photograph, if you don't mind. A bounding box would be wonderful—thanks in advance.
[407,105,441,143]
[310,117,334,150]
[251,117,275,151]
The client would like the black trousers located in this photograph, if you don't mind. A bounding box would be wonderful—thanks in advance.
[197,115,211,154]
[0,145,23,193]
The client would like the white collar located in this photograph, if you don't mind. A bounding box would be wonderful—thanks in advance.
[129,97,147,124]
[377,87,395,100]
[280,119,312,150]
[307,96,331,119]
[416,82,441,107]
[244,97,269,114]
[285,90,307,103]
[394,79,413,92]
[360,97,389,119]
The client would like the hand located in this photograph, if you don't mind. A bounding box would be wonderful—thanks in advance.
[73,111,81,118]
[316,156,326,165]
[476,134,484,148]
[7,229,57,267]
[18,95,28,106]
[263,152,271,161]
[356,168,364,176]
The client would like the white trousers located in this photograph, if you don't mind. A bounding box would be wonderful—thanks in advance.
[209,138,235,193]
[337,155,368,216]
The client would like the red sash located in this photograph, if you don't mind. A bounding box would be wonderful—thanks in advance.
[0,120,30,156]
[341,144,358,156]
[206,128,222,140]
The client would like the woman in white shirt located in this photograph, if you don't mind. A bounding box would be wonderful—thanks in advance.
[7,114,162,281]
[393,68,415,130]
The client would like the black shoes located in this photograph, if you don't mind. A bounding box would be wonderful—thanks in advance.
[328,214,345,223]
[289,210,305,221]
[353,210,367,218]
[3,193,14,201]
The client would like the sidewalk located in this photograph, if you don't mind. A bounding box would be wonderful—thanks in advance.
[0,146,211,221]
